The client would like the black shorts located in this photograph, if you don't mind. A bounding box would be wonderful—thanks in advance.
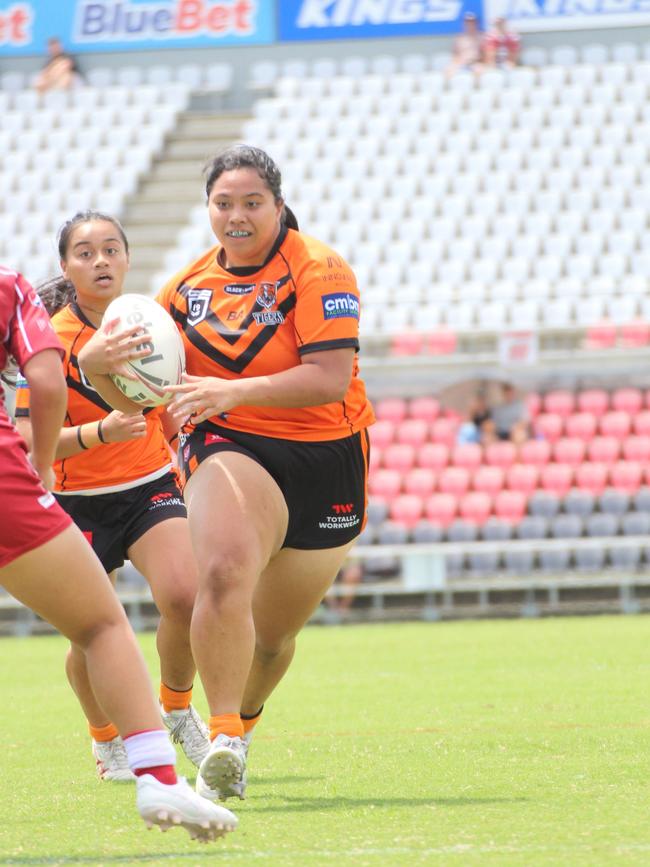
[178,422,370,550]
[54,472,187,573]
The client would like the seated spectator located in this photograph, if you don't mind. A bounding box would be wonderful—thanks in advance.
[491,383,529,442]
[483,17,521,69]
[34,37,83,93]
[457,394,491,443]
[445,12,484,79]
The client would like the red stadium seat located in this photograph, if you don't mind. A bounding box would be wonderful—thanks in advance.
[622,436,650,463]
[525,392,542,419]
[599,411,632,438]
[368,468,402,499]
[369,420,395,449]
[633,411,650,436]
[451,442,483,469]
[395,418,430,447]
[375,398,408,423]
[369,446,382,471]
[494,489,527,522]
[620,320,650,348]
[430,417,460,447]
[534,413,564,442]
[543,390,575,417]
[484,440,517,468]
[540,462,574,496]
[390,333,423,356]
[472,466,505,495]
[459,491,492,525]
[506,463,539,494]
[611,388,643,415]
[609,460,643,493]
[577,389,609,417]
[587,436,620,464]
[416,442,450,470]
[518,439,552,466]
[438,466,471,496]
[389,493,425,527]
[585,320,617,349]
[424,492,458,527]
[565,412,598,441]
[383,443,416,472]
[553,437,586,466]
[427,327,457,355]
[574,462,609,495]
[408,396,440,422]
[403,467,437,497]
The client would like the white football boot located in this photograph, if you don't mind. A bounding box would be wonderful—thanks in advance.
[92,737,136,782]
[136,774,238,842]
[196,734,247,802]
[161,705,210,768]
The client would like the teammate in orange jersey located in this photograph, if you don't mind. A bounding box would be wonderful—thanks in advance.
[78,145,375,802]
[15,211,211,781]
[0,265,236,840]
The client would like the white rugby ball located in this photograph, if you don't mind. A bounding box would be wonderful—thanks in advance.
[102,294,185,407]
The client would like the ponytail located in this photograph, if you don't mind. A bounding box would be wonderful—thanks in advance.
[282,205,299,231]
[37,276,75,316]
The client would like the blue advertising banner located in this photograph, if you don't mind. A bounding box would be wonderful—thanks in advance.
[0,0,275,56]
[484,0,650,30]
[278,0,484,40]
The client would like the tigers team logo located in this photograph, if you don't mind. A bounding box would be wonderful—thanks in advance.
[256,282,278,309]
[187,289,212,326]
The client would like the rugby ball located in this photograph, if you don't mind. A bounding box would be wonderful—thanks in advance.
[102,294,185,407]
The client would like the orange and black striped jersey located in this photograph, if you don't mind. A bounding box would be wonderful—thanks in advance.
[156,226,375,441]
[15,303,171,493]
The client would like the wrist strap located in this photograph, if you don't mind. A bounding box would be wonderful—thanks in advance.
[97,419,107,444]
[77,425,89,450]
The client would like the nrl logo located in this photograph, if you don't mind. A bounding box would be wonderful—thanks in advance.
[187,288,212,326]
[256,282,278,309]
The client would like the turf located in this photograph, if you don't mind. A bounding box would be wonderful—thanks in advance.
[3,616,650,866]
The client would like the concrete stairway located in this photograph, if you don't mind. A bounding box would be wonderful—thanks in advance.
[121,111,249,296]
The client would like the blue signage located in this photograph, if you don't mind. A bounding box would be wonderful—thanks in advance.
[278,0,483,40]
[0,0,275,56]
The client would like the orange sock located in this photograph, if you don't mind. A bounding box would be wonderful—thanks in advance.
[241,705,264,736]
[209,712,244,741]
[89,721,119,743]
[160,683,192,713]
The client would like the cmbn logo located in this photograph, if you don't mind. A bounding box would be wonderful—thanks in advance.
[322,292,359,320]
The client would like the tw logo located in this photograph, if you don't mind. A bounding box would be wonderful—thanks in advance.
[332,503,354,514]
[150,492,173,503]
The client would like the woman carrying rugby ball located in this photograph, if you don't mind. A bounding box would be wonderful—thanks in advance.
[15,211,210,782]
[79,146,375,804]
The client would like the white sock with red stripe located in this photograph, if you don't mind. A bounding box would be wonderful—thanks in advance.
[123,729,177,785]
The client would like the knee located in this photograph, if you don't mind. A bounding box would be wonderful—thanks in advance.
[155,579,196,626]
[254,635,295,665]
[199,547,259,606]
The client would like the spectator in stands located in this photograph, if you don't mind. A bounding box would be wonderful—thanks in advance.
[34,36,83,92]
[482,17,521,69]
[491,383,529,442]
[0,265,235,841]
[445,12,484,79]
[77,144,375,805]
[457,393,491,443]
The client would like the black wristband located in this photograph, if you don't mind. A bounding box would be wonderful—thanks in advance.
[77,425,89,450]
[97,419,107,444]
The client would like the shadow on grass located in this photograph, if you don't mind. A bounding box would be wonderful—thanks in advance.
[245,794,528,813]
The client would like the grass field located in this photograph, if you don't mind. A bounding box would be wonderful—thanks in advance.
[3,616,650,866]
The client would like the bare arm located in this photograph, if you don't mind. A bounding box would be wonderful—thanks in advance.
[166,348,355,425]
[21,350,67,486]
[16,409,147,459]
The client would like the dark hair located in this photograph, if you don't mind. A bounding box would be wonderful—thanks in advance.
[38,210,130,317]
[204,144,299,231]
